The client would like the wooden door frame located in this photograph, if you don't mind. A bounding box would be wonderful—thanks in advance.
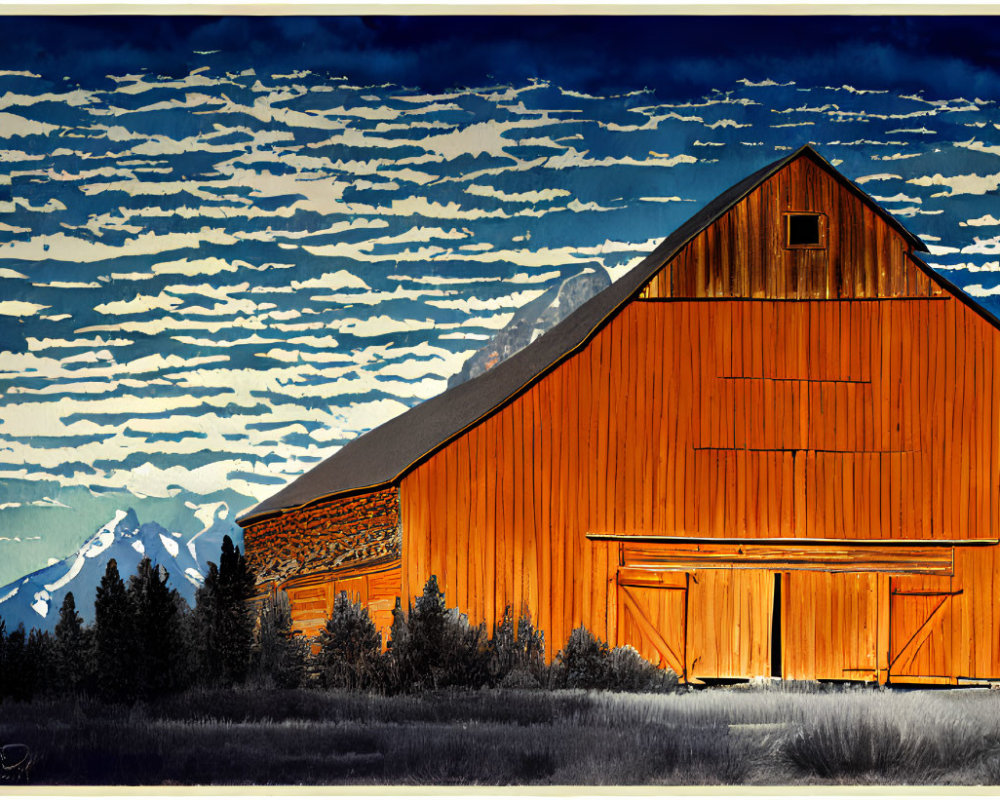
[887,582,962,684]
[614,567,688,681]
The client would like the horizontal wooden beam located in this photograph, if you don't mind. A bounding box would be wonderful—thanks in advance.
[277,558,402,590]
[691,447,916,454]
[623,561,952,576]
[587,533,999,547]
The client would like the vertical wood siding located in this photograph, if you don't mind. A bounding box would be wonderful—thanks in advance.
[399,292,1000,680]
[397,155,1000,681]
[640,155,945,300]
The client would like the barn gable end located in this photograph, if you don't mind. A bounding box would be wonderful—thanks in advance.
[644,153,942,300]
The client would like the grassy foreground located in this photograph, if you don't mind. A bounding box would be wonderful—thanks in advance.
[3,685,1000,785]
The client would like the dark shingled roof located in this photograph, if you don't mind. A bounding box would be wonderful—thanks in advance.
[238,144,928,525]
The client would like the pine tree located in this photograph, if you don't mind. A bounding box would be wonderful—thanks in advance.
[192,562,221,684]
[407,574,448,686]
[194,535,256,686]
[396,575,489,691]
[94,558,136,701]
[129,558,186,698]
[25,628,55,698]
[54,592,91,694]
[252,591,307,689]
[3,624,30,700]
[0,616,6,701]
[385,597,412,692]
[315,591,382,691]
[487,606,547,688]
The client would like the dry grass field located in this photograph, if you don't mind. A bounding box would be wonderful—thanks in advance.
[3,685,1000,786]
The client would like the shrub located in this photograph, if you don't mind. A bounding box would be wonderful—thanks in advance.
[556,626,610,689]
[555,627,676,693]
[606,645,678,693]
[314,592,382,691]
[488,606,547,688]
[782,710,930,780]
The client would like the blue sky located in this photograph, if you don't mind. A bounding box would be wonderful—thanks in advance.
[4,14,1000,585]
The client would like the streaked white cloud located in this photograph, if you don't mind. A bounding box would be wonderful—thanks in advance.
[310,286,449,305]
[543,148,698,169]
[386,273,503,286]
[963,283,1000,297]
[0,112,58,138]
[75,315,269,336]
[0,229,238,262]
[0,300,48,317]
[908,171,1000,196]
[960,236,1000,255]
[465,184,571,203]
[152,257,248,276]
[961,214,1000,227]
[426,290,544,312]
[289,270,371,291]
[0,197,66,213]
[25,336,135,352]
[334,315,438,337]
[933,261,1000,272]
[30,281,101,289]
[255,348,352,364]
[855,173,904,184]
[95,293,184,316]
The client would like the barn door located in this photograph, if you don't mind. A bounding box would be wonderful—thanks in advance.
[783,571,878,681]
[615,569,687,678]
[685,568,774,680]
[889,573,959,683]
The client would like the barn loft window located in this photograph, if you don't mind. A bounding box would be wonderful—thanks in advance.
[785,212,826,249]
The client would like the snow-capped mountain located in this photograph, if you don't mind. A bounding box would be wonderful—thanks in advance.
[447,267,612,389]
[0,508,233,632]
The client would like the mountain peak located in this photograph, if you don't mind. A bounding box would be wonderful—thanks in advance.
[117,508,141,538]
[0,508,236,631]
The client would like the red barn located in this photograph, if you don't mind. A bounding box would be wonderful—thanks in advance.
[239,145,1000,684]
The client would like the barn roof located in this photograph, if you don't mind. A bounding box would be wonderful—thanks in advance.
[238,144,930,525]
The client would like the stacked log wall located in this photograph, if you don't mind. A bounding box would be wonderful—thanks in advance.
[243,487,401,637]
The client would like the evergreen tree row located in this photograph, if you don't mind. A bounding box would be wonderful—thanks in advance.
[312,574,677,694]
[0,535,259,702]
[0,538,677,703]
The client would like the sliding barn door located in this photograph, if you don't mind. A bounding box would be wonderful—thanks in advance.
[783,571,878,681]
[615,566,776,680]
[685,568,774,680]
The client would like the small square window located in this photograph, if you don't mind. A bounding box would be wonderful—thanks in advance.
[785,213,825,249]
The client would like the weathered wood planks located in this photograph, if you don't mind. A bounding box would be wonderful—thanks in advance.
[397,288,1000,680]
[255,151,1000,683]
